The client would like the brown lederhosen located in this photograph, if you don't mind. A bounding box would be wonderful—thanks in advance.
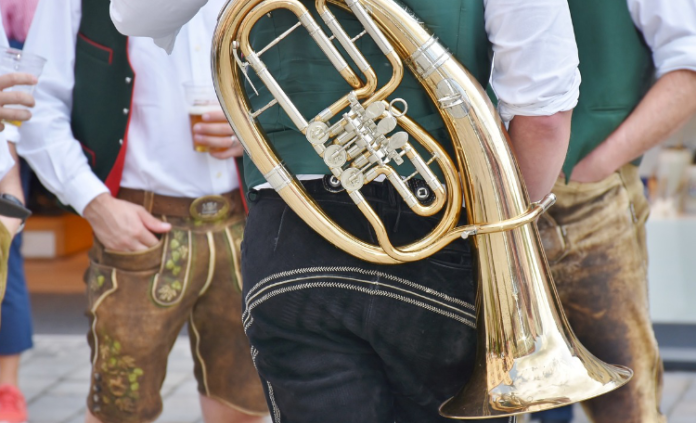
[85,189,267,422]
[538,165,665,423]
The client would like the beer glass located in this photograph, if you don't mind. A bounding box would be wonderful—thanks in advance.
[0,48,46,127]
[183,82,224,153]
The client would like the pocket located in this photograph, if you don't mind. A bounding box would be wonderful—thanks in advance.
[97,236,165,273]
[536,214,569,265]
[427,239,473,270]
[76,33,113,64]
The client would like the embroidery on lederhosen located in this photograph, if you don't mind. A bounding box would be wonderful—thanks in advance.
[91,333,145,414]
[151,229,193,306]
[88,265,115,302]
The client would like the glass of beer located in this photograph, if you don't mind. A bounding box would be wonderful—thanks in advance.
[183,82,225,153]
[0,48,46,127]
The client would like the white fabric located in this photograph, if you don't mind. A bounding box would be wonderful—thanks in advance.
[110,0,581,122]
[483,0,581,121]
[628,0,696,78]
[0,10,13,181]
[18,0,237,215]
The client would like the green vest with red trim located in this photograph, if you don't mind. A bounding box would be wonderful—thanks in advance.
[71,0,134,195]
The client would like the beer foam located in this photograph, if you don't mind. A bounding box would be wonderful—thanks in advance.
[188,104,221,115]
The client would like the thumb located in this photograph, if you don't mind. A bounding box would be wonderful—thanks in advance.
[138,209,172,233]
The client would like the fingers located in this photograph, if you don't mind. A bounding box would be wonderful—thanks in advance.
[138,208,172,234]
[193,121,233,136]
[211,143,244,159]
[0,106,32,124]
[201,109,226,122]
[194,133,239,151]
[85,195,169,252]
[0,91,35,108]
[0,72,37,90]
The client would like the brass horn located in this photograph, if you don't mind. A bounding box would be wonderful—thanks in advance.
[212,0,632,418]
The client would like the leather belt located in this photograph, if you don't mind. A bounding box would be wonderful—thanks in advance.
[117,188,243,221]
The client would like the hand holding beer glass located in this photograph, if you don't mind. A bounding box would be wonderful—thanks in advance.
[183,82,242,159]
[0,47,45,129]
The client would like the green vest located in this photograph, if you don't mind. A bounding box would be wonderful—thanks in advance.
[72,0,134,195]
[244,0,491,188]
[563,0,654,176]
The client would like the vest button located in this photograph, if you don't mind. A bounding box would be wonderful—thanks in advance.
[122,108,129,115]
[125,77,132,84]
[119,139,123,145]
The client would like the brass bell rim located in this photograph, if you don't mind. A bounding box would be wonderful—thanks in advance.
[438,364,633,419]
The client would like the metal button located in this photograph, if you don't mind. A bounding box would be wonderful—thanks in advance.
[118,139,123,145]
[125,76,132,84]
[122,108,129,115]
[328,175,342,188]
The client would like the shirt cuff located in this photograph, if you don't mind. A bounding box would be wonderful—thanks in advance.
[498,69,581,123]
[61,171,110,216]
[654,36,696,78]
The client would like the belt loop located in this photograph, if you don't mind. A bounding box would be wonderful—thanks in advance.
[143,191,155,213]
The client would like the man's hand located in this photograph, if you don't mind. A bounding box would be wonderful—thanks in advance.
[192,109,244,160]
[0,73,37,131]
[569,146,616,183]
[570,70,696,184]
[83,193,172,252]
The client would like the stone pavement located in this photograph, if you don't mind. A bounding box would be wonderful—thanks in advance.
[19,335,696,423]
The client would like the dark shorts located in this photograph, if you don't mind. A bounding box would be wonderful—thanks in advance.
[242,179,514,423]
[85,206,267,422]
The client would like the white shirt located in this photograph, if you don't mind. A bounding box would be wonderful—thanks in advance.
[110,0,582,123]
[0,9,19,182]
[627,0,696,78]
[18,0,237,215]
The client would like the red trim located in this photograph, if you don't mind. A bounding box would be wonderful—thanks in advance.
[79,142,96,166]
[234,161,249,215]
[78,32,114,65]
[104,38,135,196]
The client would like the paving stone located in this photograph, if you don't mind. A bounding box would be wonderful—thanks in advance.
[16,335,696,423]
[156,394,203,423]
[46,379,90,396]
[28,394,86,422]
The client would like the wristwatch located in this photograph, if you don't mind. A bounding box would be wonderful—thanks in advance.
[0,193,31,233]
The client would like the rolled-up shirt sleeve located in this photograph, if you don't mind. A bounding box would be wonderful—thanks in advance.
[110,0,207,53]
[629,0,696,78]
[18,0,109,215]
[485,0,581,122]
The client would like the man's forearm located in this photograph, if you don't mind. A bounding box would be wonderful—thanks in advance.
[507,110,572,202]
[579,70,696,178]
